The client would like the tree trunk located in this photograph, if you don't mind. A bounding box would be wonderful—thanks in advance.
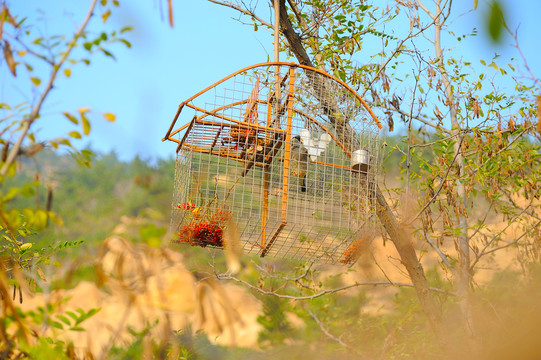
[273,0,450,352]
[375,186,450,351]
[433,0,477,352]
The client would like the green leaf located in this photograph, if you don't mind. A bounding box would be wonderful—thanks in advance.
[63,112,78,124]
[63,68,71,77]
[74,308,101,325]
[488,62,499,71]
[81,149,95,161]
[56,314,71,326]
[119,39,131,48]
[487,0,504,42]
[103,112,116,122]
[81,114,91,135]
[30,77,41,86]
[50,320,63,329]
[34,210,48,229]
[68,131,82,139]
[102,10,111,23]
[66,311,78,321]
[57,138,72,147]
[101,48,116,60]
[83,42,92,51]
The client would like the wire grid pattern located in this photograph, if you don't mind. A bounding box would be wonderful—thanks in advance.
[167,63,381,264]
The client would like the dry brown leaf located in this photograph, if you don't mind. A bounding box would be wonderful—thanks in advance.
[36,267,47,282]
[537,95,541,134]
[168,0,174,27]
[469,96,480,119]
[508,118,516,132]
[2,40,16,77]
[1,142,9,162]
[0,6,4,42]
[386,111,394,132]
[4,5,16,26]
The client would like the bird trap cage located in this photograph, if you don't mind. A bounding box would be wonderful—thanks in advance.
[163,62,382,265]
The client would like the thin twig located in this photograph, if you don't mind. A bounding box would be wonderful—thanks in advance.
[216,273,454,298]
[307,309,365,357]
[470,220,541,270]
[360,0,450,99]
[208,0,273,28]
[377,104,452,134]
[425,233,452,268]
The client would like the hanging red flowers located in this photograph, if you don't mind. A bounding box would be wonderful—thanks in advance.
[177,204,232,248]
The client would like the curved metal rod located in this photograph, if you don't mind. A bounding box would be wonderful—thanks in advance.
[163,62,382,141]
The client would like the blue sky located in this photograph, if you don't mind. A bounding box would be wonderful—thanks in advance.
[3,0,540,162]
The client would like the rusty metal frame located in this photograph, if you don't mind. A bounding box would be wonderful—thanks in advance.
[167,62,382,264]
[163,62,382,145]
[260,66,297,257]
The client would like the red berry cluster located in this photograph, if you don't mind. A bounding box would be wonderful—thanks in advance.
[211,209,232,223]
[179,222,224,247]
[177,207,233,248]
[178,202,197,210]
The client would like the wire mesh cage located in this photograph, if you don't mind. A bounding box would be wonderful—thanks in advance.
[163,62,382,265]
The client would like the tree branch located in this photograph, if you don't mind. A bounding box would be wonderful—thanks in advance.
[378,104,452,134]
[207,0,273,28]
[307,309,363,357]
[216,273,453,299]
[0,0,99,177]
[360,3,448,99]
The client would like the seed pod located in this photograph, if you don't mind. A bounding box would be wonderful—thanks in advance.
[2,142,9,162]
[508,118,516,132]
[537,95,541,135]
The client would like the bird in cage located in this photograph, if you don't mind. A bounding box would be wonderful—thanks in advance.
[290,135,309,192]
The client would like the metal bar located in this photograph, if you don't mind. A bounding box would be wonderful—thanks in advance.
[180,144,240,158]
[260,222,285,257]
[261,165,270,248]
[175,115,196,153]
[280,67,296,223]
[163,62,382,146]
[163,103,185,141]
[166,121,192,140]
[187,104,287,134]
[167,99,261,139]
[209,125,223,151]
[274,0,280,128]
[276,158,354,171]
